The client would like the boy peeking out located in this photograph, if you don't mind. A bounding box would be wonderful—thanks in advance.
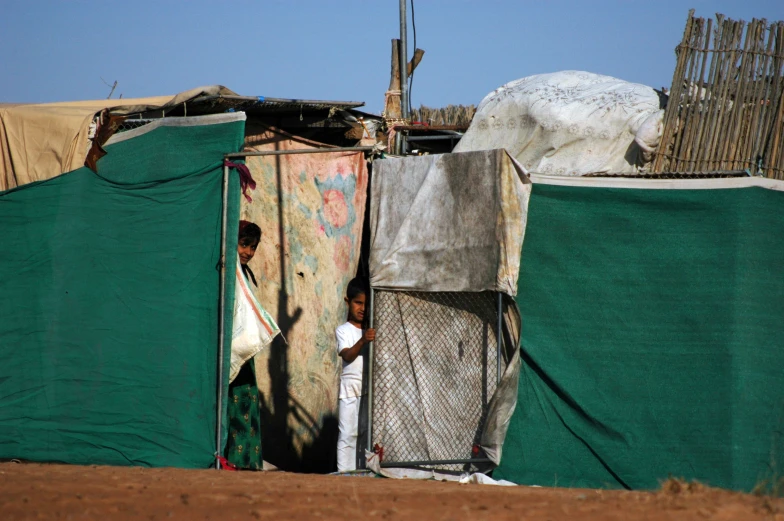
[335,277,375,472]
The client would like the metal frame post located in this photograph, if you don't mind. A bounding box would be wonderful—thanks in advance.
[398,0,409,155]
[225,146,374,159]
[215,162,230,469]
[496,292,503,384]
[399,0,409,120]
[367,287,375,454]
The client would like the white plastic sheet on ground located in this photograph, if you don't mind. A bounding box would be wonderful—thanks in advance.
[454,70,665,176]
[365,451,516,485]
[230,255,280,382]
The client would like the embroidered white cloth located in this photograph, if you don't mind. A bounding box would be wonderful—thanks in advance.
[454,70,665,175]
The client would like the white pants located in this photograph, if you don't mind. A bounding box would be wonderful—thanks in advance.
[337,396,360,472]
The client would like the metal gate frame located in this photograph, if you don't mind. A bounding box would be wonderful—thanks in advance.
[366,288,505,469]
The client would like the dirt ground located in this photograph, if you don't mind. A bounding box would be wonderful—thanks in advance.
[1,462,783,521]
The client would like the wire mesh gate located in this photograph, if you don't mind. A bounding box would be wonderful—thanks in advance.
[369,290,506,471]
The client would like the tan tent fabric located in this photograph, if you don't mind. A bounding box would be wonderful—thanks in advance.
[0,86,237,190]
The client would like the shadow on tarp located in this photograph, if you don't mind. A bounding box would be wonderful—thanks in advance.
[255,141,340,473]
[259,384,339,473]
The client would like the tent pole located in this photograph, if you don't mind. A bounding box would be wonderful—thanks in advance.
[496,292,503,385]
[398,0,409,155]
[215,162,230,470]
[399,0,409,121]
[225,146,374,159]
[367,287,375,456]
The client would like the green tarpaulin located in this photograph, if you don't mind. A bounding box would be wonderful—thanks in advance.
[0,114,244,468]
[495,176,784,491]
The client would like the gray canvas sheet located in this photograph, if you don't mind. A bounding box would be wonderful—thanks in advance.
[369,149,530,296]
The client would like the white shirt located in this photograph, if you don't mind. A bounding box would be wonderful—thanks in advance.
[335,322,363,399]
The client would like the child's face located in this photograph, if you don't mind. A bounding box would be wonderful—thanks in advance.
[238,238,259,266]
[346,293,367,324]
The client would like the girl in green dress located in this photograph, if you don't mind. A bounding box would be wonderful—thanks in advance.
[225,220,263,469]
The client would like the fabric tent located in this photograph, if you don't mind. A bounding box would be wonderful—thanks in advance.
[0,113,245,468]
[0,86,237,191]
[495,174,784,491]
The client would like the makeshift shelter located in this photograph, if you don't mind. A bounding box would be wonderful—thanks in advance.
[495,174,784,491]
[0,86,239,190]
[367,149,529,472]
[239,125,371,471]
[0,113,247,467]
[0,87,379,472]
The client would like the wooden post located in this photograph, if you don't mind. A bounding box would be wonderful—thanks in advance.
[383,40,425,154]
[384,39,403,124]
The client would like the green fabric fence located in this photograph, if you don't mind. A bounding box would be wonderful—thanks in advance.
[496,182,784,491]
[0,114,244,468]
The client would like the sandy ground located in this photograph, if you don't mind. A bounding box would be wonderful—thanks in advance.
[1,462,783,520]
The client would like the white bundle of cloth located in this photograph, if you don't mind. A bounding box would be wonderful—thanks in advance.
[230,255,279,382]
[454,71,665,176]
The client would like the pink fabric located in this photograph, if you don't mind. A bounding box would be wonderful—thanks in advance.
[224,159,256,202]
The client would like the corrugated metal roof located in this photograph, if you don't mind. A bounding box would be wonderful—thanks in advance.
[187,95,364,114]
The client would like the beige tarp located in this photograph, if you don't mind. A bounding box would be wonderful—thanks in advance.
[0,86,237,190]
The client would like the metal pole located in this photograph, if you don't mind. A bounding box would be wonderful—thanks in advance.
[399,0,409,155]
[405,135,464,142]
[399,0,409,119]
[367,287,375,454]
[215,162,230,470]
[225,146,375,159]
[496,292,503,385]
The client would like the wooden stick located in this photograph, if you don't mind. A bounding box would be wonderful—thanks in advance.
[756,22,779,173]
[743,20,773,172]
[761,23,784,177]
[707,19,743,170]
[724,19,757,170]
[654,9,696,172]
[681,18,711,171]
[767,24,784,178]
[672,16,702,171]
[693,16,723,168]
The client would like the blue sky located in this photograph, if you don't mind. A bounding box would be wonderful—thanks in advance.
[1,0,782,114]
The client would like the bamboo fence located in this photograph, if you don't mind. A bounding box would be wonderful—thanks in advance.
[653,11,784,178]
[412,104,476,127]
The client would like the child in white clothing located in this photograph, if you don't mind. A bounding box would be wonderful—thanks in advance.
[335,277,375,472]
